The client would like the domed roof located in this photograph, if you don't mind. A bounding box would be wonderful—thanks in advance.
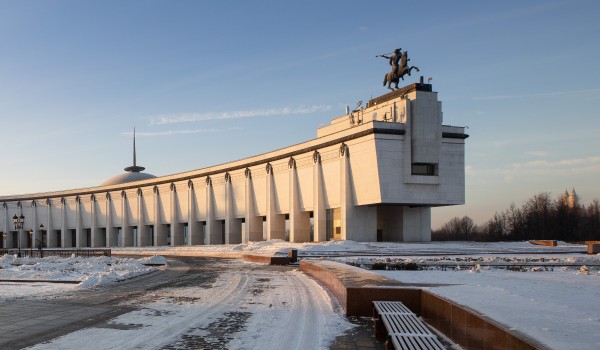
[101,172,157,186]
[101,128,157,186]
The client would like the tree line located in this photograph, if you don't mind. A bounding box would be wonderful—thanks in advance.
[433,190,600,242]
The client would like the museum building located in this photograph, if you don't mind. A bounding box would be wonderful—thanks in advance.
[0,82,467,248]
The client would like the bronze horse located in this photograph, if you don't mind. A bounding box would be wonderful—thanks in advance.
[383,50,419,90]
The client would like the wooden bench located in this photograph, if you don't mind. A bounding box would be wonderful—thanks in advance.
[373,301,445,350]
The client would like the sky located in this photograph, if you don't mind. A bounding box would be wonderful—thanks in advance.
[0,0,599,229]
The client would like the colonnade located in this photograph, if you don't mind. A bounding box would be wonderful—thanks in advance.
[1,144,365,248]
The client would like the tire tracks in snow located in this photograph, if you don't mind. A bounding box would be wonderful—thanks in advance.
[24,258,353,350]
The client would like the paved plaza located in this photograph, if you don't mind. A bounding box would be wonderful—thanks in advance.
[0,257,383,350]
[0,260,187,349]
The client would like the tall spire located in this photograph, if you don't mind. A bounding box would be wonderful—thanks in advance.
[124,127,146,173]
[133,127,137,167]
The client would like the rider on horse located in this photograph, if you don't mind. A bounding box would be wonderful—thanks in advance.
[381,48,402,80]
[379,47,419,90]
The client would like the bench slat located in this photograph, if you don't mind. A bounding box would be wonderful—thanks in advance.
[373,300,414,315]
[374,301,445,350]
[391,334,445,350]
[382,314,434,336]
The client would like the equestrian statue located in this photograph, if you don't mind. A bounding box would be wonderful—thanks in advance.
[377,48,420,90]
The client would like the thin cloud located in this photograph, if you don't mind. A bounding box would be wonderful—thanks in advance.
[121,128,241,137]
[502,156,600,180]
[512,156,600,169]
[473,88,600,101]
[150,105,331,125]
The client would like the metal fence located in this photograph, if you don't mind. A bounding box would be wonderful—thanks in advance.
[0,248,111,258]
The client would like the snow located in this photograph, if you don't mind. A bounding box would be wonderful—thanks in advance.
[136,255,168,265]
[2,240,598,349]
[375,269,600,350]
[110,239,586,258]
[0,254,159,300]
[23,259,354,350]
[326,244,600,350]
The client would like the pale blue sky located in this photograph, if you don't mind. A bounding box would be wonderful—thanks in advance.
[0,0,599,228]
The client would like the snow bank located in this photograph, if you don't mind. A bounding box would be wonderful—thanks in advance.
[0,255,162,288]
[138,255,168,265]
[111,240,586,259]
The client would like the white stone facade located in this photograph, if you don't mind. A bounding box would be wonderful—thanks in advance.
[0,84,466,248]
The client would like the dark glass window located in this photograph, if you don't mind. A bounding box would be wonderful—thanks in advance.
[412,163,437,176]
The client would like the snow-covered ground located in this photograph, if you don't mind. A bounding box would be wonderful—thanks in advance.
[325,242,600,350]
[2,240,598,349]
[377,268,599,350]
[0,254,160,301]
[111,239,588,258]
[21,258,353,350]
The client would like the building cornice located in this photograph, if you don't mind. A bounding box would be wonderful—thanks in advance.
[0,121,467,202]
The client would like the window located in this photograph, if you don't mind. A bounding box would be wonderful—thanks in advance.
[412,163,437,176]
[326,208,342,241]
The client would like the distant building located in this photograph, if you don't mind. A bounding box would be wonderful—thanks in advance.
[0,82,467,248]
[561,189,579,209]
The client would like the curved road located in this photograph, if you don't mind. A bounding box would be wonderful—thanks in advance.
[16,257,353,350]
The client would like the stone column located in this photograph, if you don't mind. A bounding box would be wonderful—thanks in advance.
[339,143,377,241]
[138,189,149,247]
[106,193,117,247]
[205,177,220,244]
[187,180,202,245]
[75,197,84,248]
[289,158,310,242]
[153,186,167,246]
[76,197,84,247]
[61,198,70,248]
[340,144,353,241]
[224,173,241,244]
[170,184,184,246]
[244,168,262,243]
[90,195,99,247]
[224,174,233,244]
[266,163,285,240]
[312,151,326,242]
[2,203,10,249]
[402,207,431,242]
[32,201,39,249]
[46,200,56,248]
[121,191,133,247]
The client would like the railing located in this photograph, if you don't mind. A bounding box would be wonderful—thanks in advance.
[0,248,111,258]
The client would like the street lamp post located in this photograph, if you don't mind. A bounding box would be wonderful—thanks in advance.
[12,214,24,258]
[2,232,6,250]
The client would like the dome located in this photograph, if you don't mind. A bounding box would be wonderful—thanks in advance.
[101,172,157,186]
[101,127,157,186]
